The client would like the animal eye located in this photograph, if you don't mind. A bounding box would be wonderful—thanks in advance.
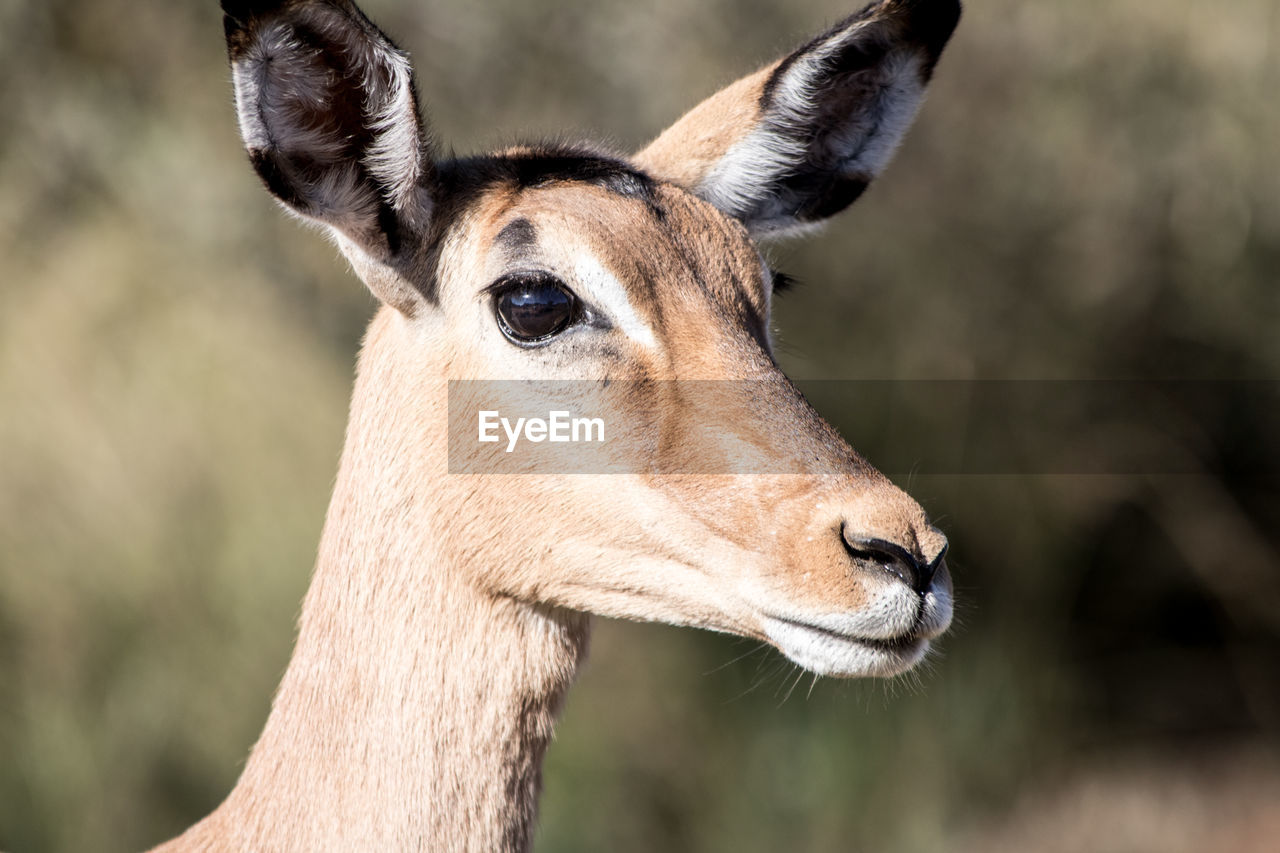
[493,274,577,344]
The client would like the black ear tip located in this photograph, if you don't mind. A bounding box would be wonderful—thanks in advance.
[896,0,962,60]
[221,0,296,56]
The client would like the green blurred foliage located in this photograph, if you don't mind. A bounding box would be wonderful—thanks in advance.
[1,0,1278,851]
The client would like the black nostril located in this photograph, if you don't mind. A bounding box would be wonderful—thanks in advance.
[918,542,947,593]
[842,531,942,594]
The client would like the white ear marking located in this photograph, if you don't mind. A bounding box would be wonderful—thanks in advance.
[702,44,927,237]
[698,18,887,218]
[231,63,268,151]
[364,46,424,214]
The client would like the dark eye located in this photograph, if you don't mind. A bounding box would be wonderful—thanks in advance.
[494,274,576,344]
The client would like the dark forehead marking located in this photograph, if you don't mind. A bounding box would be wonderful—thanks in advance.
[436,147,659,208]
[495,217,537,256]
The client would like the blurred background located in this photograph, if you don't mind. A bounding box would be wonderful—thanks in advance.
[1,0,1278,850]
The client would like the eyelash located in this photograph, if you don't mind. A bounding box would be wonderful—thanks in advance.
[770,270,799,293]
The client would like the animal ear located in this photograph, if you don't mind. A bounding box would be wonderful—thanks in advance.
[222,0,434,313]
[634,0,960,238]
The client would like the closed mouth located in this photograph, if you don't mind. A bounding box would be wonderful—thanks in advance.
[755,576,952,677]
[763,614,925,655]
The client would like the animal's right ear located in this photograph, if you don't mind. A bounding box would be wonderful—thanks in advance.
[222,0,434,314]
[635,0,960,239]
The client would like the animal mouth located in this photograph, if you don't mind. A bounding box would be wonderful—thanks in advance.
[764,614,925,655]
[756,609,937,677]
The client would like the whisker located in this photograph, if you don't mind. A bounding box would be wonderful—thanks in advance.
[703,641,770,676]
[779,665,807,706]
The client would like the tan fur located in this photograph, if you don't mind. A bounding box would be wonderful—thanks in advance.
[162,1,960,848]
[634,65,774,188]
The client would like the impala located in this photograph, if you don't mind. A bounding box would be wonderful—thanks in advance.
[158,0,961,848]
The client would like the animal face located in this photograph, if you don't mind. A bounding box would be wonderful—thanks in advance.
[222,0,961,676]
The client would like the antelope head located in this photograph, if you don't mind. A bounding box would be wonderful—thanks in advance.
[222,0,960,680]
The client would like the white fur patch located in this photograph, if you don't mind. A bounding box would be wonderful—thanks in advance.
[760,616,929,677]
[757,575,952,677]
[363,46,423,212]
[569,251,657,349]
[231,62,268,151]
[698,127,807,222]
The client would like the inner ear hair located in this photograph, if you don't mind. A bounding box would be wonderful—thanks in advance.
[225,0,432,259]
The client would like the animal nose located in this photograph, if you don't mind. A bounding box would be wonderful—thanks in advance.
[841,528,947,594]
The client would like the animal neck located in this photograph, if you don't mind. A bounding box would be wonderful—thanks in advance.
[171,310,591,852]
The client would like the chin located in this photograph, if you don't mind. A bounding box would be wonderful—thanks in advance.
[759,580,954,678]
[761,616,935,678]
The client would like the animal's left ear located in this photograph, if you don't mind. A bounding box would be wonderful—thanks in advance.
[635,0,961,238]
